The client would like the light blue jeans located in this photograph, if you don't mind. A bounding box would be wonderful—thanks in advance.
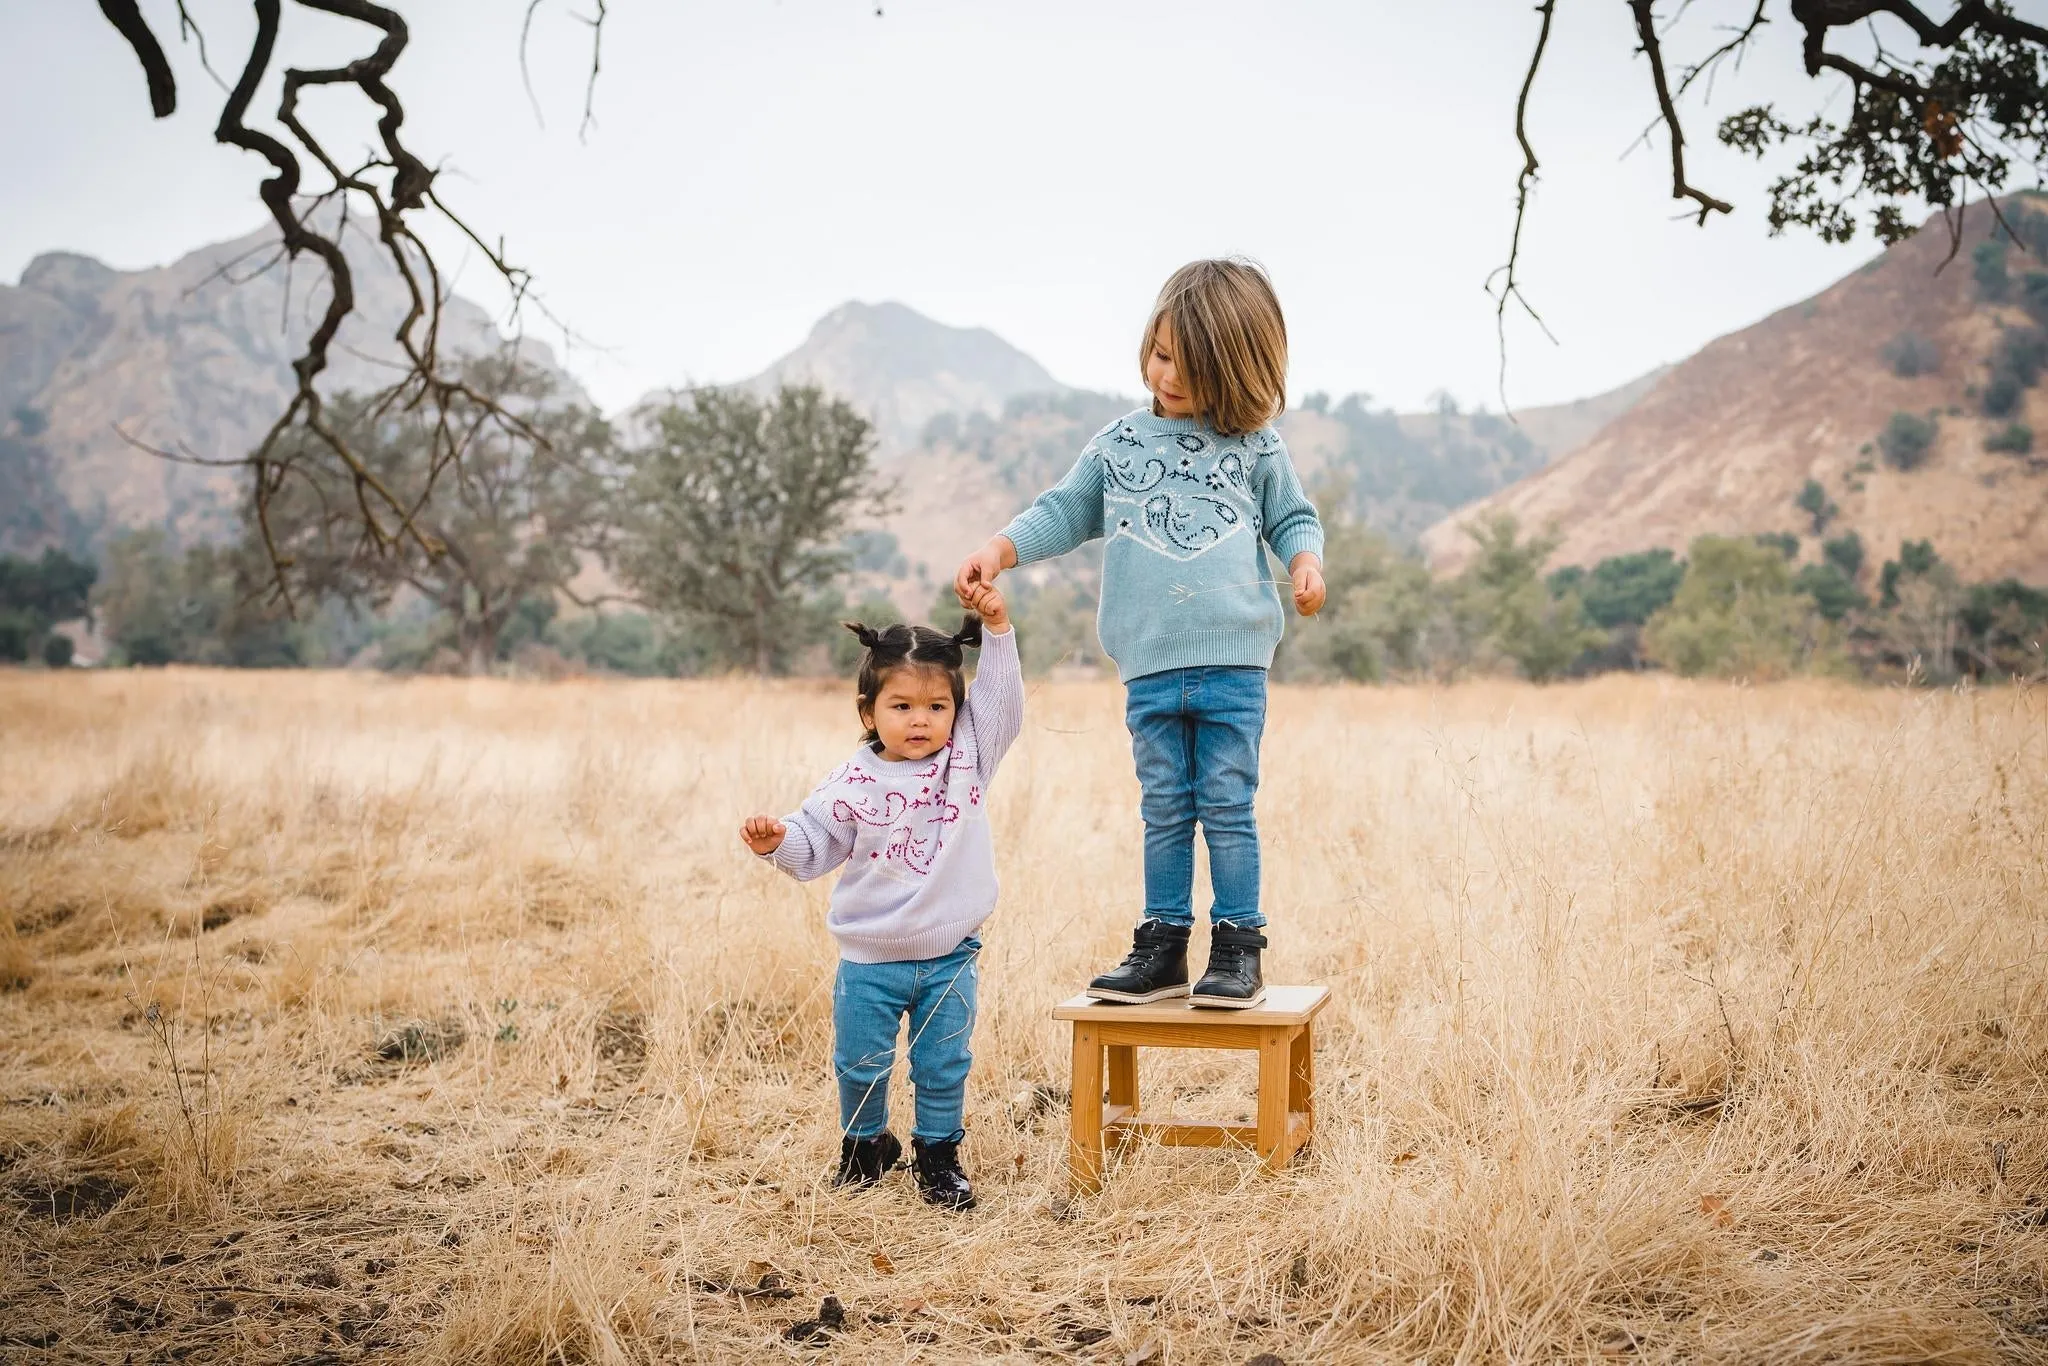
[1124,666,1268,929]
[832,937,979,1142]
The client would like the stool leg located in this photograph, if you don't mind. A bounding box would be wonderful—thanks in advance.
[1106,1044,1138,1149]
[1289,1022,1315,1160]
[1069,1024,1105,1195]
[1256,1027,1290,1170]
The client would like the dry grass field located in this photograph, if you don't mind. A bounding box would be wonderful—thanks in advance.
[1,668,2044,1364]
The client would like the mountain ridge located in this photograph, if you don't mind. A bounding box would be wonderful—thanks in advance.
[1420,204,2048,584]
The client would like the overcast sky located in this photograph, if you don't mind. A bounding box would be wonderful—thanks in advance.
[8,2,2037,416]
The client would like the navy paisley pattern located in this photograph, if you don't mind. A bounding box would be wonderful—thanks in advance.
[1092,430,1263,562]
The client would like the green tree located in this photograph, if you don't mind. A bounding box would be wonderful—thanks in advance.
[1277,517,1437,684]
[0,548,97,662]
[1878,412,1937,470]
[1793,562,1867,622]
[1643,535,1822,679]
[1957,579,2048,680]
[1867,540,1962,682]
[1974,240,2010,300]
[1447,515,1602,683]
[1822,531,1866,580]
[1794,479,1837,534]
[261,352,614,675]
[616,385,885,675]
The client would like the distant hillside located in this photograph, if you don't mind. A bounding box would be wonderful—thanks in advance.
[1278,369,1667,542]
[0,221,571,555]
[1422,204,2048,583]
[742,300,1067,452]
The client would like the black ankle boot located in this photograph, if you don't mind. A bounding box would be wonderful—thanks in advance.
[1086,919,1191,1003]
[1190,924,1267,1009]
[910,1131,975,1210]
[834,1131,902,1187]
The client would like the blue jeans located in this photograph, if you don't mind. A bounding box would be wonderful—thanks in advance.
[1124,666,1268,929]
[832,937,979,1142]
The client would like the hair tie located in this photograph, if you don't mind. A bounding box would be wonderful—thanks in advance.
[842,621,884,651]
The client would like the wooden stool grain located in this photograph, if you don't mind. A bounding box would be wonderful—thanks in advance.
[1053,985,1329,1194]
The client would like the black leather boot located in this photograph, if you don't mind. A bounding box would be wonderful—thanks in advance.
[834,1131,902,1187]
[1086,919,1192,1004]
[1189,924,1267,1009]
[911,1131,976,1210]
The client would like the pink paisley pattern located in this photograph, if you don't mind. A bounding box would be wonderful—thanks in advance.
[829,760,968,877]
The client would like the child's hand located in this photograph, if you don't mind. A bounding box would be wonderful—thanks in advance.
[741,816,786,856]
[965,582,1010,631]
[1290,554,1327,616]
[954,536,1016,605]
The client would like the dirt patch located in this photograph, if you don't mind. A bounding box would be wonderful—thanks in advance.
[12,1174,131,1220]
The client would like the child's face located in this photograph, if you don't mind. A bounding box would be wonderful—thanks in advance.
[1145,317,1197,419]
[862,665,957,762]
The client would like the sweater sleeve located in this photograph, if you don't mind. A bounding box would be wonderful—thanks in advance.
[964,623,1024,786]
[766,792,854,882]
[999,448,1105,567]
[1258,435,1326,566]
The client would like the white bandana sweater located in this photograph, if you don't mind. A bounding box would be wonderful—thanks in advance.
[765,625,1023,963]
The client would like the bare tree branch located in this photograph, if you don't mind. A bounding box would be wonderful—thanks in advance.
[1487,0,1560,410]
[97,0,175,116]
[1629,0,1737,225]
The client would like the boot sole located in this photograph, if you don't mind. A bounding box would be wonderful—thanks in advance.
[1085,983,1191,1005]
[1187,988,1266,1009]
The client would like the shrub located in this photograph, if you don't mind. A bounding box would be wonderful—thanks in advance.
[1986,422,2035,454]
[1755,531,1800,559]
[41,633,73,668]
[1822,531,1866,580]
[1548,548,1686,632]
[1974,240,2010,299]
[1644,536,1821,679]
[1794,478,1837,533]
[1984,372,2024,416]
[1794,562,1868,621]
[2023,272,2048,325]
[1881,331,1940,377]
[1877,411,1937,469]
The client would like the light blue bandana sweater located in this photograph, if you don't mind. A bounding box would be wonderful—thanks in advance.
[1001,410,1325,682]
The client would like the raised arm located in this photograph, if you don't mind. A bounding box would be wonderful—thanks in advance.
[963,622,1023,786]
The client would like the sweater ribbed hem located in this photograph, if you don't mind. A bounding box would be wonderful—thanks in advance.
[1114,630,1277,683]
[833,913,989,965]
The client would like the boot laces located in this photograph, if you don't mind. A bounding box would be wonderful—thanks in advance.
[1119,922,1181,971]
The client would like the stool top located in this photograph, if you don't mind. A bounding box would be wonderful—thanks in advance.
[1052,984,1329,1026]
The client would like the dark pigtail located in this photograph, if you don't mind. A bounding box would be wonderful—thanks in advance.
[845,614,985,749]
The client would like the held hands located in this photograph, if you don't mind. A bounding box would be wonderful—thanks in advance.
[1290,553,1327,616]
[961,581,1010,631]
[953,536,1016,604]
[740,816,786,856]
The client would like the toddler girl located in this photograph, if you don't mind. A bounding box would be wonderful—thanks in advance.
[741,584,1019,1209]
[954,258,1324,1009]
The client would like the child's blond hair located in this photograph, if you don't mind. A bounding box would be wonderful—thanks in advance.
[1140,258,1288,437]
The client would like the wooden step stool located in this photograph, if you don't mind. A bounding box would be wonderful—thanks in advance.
[1053,985,1329,1194]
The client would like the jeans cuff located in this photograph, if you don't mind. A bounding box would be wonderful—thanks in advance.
[1212,914,1267,930]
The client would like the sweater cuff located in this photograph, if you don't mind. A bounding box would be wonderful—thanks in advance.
[1272,524,1325,567]
[1000,514,1065,569]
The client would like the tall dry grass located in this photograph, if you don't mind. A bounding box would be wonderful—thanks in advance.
[0,666,2043,1363]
